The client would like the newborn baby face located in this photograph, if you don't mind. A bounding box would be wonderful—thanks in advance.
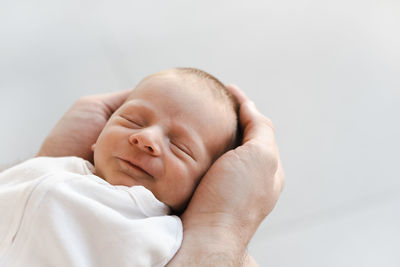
[93,71,236,212]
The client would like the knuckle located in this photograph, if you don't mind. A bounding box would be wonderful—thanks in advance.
[281,177,286,192]
[276,167,286,193]
[262,148,279,174]
[267,155,279,174]
[74,95,103,109]
[248,141,279,172]
[74,95,91,105]
[261,116,275,132]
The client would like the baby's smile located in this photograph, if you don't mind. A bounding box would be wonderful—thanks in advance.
[93,68,237,212]
[117,157,153,179]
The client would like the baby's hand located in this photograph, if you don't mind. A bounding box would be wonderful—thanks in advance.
[37,90,131,162]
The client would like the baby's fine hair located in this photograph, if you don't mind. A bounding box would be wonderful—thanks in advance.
[173,67,240,150]
[174,67,239,115]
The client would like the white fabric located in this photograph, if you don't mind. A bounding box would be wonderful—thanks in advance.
[0,157,182,267]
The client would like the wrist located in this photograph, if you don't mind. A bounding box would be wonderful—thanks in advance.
[167,211,249,266]
[186,212,247,258]
[168,226,243,266]
[181,201,260,246]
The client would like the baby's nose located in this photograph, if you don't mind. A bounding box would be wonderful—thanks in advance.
[129,130,161,156]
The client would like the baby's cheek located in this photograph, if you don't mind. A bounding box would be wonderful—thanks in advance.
[171,159,191,179]
[166,162,192,191]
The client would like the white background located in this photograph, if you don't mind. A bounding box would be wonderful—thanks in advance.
[1,1,399,266]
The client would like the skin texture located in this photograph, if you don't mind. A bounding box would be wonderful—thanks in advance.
[37,83,285,266]
[167,84,284,266]
[93,71,236,212]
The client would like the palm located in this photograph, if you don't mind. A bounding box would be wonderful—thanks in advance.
[181,84,284,246]
[37,91,130,162]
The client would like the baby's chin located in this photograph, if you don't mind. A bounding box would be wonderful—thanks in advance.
[92,167,107,181]
[93,165,187,214]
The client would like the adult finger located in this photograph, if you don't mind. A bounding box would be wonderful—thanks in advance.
[240,100,275,141]
[226,84,274,134]
[89,89,132,114]
[225,84,272,142]
[225,84,248,105]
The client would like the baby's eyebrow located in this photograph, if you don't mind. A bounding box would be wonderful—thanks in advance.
[123,101,153,112]
[121,101,156,117]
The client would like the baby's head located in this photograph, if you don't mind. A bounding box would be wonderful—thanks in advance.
[93,68,238,212]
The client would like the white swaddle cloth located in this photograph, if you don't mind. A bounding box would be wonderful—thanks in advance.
[0,156,182,267]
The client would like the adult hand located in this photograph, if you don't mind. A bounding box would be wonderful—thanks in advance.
[167,84,285,266]
[37,86,284,266]
[37,90,131,162]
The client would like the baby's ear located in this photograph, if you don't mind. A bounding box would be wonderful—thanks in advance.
[91,144,96,152]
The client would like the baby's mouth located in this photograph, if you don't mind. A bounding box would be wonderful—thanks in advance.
[119,158,153,178]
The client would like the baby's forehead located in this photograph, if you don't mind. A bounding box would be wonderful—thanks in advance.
[128,72,219,104]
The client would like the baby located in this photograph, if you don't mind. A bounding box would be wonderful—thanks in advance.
[92,67,238,213]
[0,68,238,267]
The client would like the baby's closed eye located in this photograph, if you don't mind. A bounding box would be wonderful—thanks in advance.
[120,114,144,128]
[170,141,193,159]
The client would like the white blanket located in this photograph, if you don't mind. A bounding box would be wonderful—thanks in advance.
[0,157,182,267]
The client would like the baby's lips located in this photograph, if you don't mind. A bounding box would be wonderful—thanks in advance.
[122,157,154,178]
